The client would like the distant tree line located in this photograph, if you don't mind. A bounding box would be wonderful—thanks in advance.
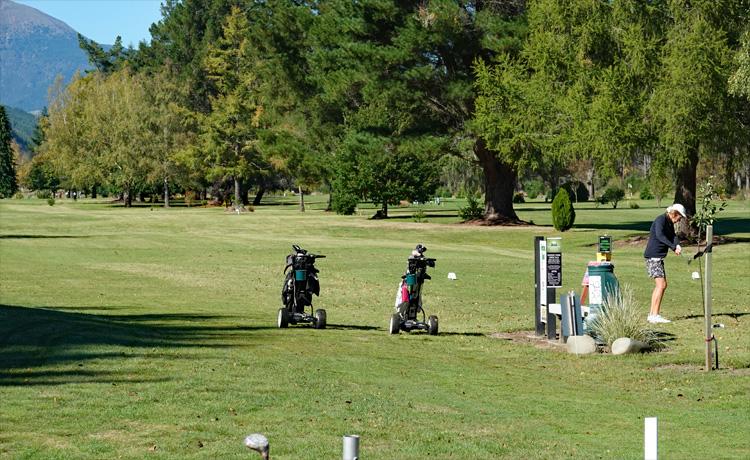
[13,0,750,219]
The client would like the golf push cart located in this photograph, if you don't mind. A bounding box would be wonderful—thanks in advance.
[278,245,326,329]
[390,244,438,335]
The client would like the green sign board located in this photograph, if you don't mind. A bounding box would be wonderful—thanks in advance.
[547,237,562,253]
[598,235,612,254]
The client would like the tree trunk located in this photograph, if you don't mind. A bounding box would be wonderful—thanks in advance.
[91,185,97,199]
[587,163,595,200]
[253,187,265,206]
[673,146,699,216]
[234,177,241,209]
[474,138,519,222]
[242,183,249,205]
[124,187,132,208]
[163,177,170,208]
[298,185,305,212]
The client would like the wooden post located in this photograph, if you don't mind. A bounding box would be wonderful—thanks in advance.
[704,225,714,371]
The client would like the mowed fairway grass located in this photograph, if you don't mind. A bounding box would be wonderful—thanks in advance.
[1,197,748,459]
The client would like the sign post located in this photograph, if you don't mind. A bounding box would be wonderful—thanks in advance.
[534,237,545,336]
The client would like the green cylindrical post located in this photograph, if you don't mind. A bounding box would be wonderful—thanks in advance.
[704,225,713,371]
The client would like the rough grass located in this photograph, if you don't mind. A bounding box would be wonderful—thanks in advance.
[1,196,749,459]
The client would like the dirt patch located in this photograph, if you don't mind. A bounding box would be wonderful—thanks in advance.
[490,330,567,351]
[461,217,531,226]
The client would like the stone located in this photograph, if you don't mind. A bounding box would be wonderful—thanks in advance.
[566,335,597,355]
[611,337,648,355]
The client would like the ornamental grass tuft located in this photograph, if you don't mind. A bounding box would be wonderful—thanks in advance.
[588,285,663,350]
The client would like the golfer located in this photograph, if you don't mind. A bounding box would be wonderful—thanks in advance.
[643,203,687,323]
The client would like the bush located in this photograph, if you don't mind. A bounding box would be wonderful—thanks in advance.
[639,187,654,200]
[522,178,545,200]
[47,197,55,206]
[13,191,25,199]
[458,194,484,221]
[332,192,359,215]
[628,201,640,209]
[587,286,663,349]
[601,187,625,208]
[562,181,589,202]
[512,192,525,203]
[36,190,52,199]
[551,189,575,231]
[545,182,588,203]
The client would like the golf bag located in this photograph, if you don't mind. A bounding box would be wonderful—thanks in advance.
[278,245,326,328]
[390,244,438,335]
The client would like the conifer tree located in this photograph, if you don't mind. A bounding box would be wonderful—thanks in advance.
[0,106,19,197]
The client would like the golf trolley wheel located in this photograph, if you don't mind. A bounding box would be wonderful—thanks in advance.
[389,313,401,334]
[428,315,438,335]
[313,309,327,329]
[277,308,290,328]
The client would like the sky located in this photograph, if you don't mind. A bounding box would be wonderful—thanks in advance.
[16,0,164,47]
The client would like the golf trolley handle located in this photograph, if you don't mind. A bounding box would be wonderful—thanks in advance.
[311,254,326,259]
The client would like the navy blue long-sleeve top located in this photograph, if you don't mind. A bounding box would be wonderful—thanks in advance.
[643,213,679,258]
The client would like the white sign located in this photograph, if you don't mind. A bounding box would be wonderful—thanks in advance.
[589,275,602,305]
[539,239,547,307]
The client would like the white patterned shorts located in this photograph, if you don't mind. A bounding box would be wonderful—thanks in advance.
[645,258,666,278]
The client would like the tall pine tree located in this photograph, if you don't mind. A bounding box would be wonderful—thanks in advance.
[0,106,19,197]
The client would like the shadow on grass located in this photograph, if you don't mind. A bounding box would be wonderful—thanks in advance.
[0,304,274,386]
[677,312,750,320]
[579,216,750,237]
[653,331,678,344]
[0,234,91,239]
[325,323,380,331]
[438,331,486,337]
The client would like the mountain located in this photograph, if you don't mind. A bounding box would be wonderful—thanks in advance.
[0,0,93,112]
[3,104,37,154]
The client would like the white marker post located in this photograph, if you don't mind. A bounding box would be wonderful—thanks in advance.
[644,417,657,460]
[343,434,359,460]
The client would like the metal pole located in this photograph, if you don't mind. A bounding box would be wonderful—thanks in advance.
[704,225,714,371]
[343,434,359,460]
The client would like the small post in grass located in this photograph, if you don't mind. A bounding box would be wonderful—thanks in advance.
[644,417,657,460]
[244,433,270,459]
[703,224,714,371]
[343,434,360,460]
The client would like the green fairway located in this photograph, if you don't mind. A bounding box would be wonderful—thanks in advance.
[1,198,748,459]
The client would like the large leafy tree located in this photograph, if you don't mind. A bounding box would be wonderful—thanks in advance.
[201,5,265,209]
[0,106,19,197]
[142,69,198,207]
[42,71,155,206]
[647,1,743,215]
[476,0,664,204]
[306,0,527,220]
